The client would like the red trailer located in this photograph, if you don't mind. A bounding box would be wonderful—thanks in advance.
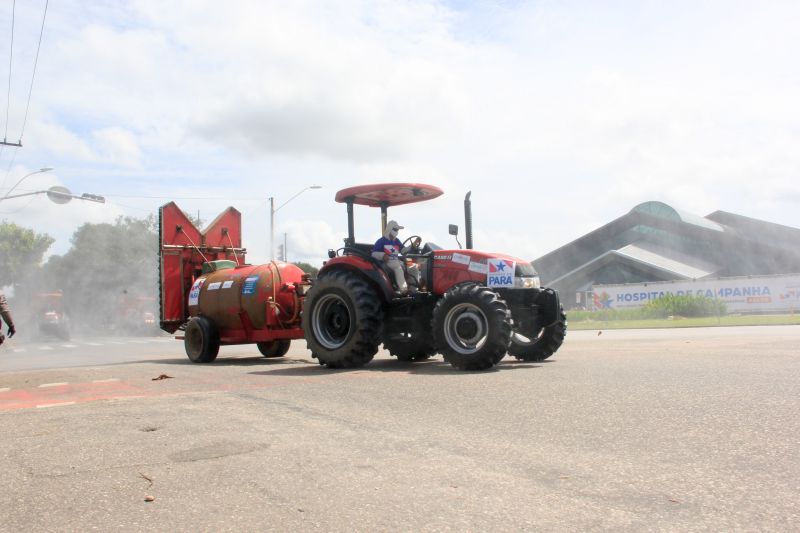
[158,202,311,362]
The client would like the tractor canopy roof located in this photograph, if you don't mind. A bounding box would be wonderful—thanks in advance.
[335,183,443,208]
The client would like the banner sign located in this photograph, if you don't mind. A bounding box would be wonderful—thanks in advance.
[592,274,800,313]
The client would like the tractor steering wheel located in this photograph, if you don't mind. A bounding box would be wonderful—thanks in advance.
[402,235,423,253]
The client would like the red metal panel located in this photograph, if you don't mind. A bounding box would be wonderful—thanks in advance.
[202,207,242,249]
[160,201,201,247]
[160,252,186,329]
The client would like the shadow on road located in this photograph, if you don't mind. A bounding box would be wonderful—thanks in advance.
[249,357,544,377]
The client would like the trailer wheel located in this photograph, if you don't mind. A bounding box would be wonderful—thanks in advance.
[302,270,382,368]
[184,316,220,363]
[257,340,291,358]
[508,307,567,362]
[433,284,511,370]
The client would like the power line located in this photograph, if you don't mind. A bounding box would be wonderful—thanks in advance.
[98,194,268,200]
[3,0,15,144]
[17,0,48,144]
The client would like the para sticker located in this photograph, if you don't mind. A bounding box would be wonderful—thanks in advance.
[207,282,222,291]
[242,275,259,295]
[188,278,206,306]
[222,280,234,289]
[487,259,515,288]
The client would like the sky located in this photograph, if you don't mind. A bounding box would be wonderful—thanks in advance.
[0,0,798,267]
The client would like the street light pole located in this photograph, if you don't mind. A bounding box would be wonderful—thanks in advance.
[269,185,322,261]
[1,167,53,200]
[0,186,105,204]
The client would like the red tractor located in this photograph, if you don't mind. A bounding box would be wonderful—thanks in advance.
[302,183,566,370]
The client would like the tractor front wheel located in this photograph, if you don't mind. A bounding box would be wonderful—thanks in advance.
[433,284,511,370]
[508,306,567,362]
[184,316,220,363]
[257,339,291,358]
[302,270,383,368]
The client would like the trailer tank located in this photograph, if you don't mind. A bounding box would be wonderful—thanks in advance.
[188,261,305,332]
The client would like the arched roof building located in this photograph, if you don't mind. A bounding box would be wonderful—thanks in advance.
[532,201,800,309]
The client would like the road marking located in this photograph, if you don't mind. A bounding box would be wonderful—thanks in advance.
[112,395,147,400]
[84,342,103,346]
[109,341,125,345]
[0,387,9,393]
[36,402,76,408]
[61,344,78,348]
[40,346,53,351]
[12,348,25,353]
[39,382,68,388]
[92,378,120,383]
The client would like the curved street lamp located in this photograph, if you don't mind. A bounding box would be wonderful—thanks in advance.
[269,185,322,260]
[0,185,106,204]
[1,167,54,200]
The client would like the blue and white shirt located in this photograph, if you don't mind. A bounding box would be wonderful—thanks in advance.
[373,237,402,260]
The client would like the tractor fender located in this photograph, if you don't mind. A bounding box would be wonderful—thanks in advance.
[318,256,395,302]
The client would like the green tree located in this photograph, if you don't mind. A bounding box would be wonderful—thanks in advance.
[293,261,320,278]
[41,216,158,333]
[0,220,54,287]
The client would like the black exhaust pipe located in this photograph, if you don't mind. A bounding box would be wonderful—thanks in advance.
[464,191,473,250]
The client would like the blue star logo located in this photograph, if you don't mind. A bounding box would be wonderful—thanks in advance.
[496,261,507,271]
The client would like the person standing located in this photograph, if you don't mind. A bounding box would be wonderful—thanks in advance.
[0,293,16,344]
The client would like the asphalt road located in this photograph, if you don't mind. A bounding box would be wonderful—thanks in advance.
[1,326,799,531]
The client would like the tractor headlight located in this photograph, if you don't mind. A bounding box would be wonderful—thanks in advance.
[514,276,541,289]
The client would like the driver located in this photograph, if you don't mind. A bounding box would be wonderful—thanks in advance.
[372,220,420,295]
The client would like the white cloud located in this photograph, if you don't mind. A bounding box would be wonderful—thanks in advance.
[92,127,142,167]
[1,0,798,262]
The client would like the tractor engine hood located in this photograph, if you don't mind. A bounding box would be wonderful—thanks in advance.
[431,249,540,289]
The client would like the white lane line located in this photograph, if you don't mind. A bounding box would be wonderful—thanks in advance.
[0,387,10,393]
[92,378,120,383]
[38,382,68,388]
[40,346,53,351]
[37,402,76,409]
[128,340,151,344]
[12,348,25,353]
[84,342,103,346]
[111,395,146,401]
[61,344,78,348]
[109,341,125,345]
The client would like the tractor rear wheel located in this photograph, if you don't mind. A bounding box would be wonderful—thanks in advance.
[302,270,383,368]
[433,284,512,370]
[184,316,220,363]
[508,306,567,362]
[257,339,291,358]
